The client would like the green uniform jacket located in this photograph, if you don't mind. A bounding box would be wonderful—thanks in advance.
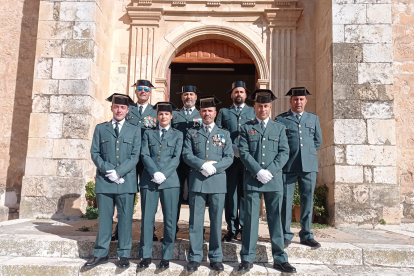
[140,128,183,190]
[275,110,322,173]
[216,104,256,144]
[126,104,158,137]
[172,108,202,138]
[239,119,289,192]
[90,121,141,194]
[182,125,234,194]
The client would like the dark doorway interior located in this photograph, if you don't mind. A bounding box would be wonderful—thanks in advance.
[169,63,256,111]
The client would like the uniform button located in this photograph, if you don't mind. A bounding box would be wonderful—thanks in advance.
[239,117,241,120]
[246,168,248,170]
[207,141,209,143]
[116,148,119,151]
[157,162,159,164]
[158,151,161,153]
[263,138,266,141]
[207,148,209,150]
[187,121,189,123]
[160,145,162,147]
[238,136,240,139]
[239,130,241,132]
[301,144,303,147]
[262,154,265,156]
[186,128,188,130]
[239,124,241,126]
[116,164,119,166]
[299,131,302,133]
[251,139,253,141]
[275,174,277,176]
[261,162,265,165]
[117,141,119,143]
[275,139,277,141]
[102,140,105,142]
[206,155,208,158]
[300,137,302,140]
[299,125,301,127]
[116,156,119,158]
[263,146,265,148]
[139,121,141,123]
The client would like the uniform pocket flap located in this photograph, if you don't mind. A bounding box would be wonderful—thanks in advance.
[309,147,317,154]
[123,137,133,144]
[100,139,109,144]
[167,139,177,146]
[268,135,279,141]
[305,123,314,129]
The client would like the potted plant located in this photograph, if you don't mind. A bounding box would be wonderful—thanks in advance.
[292,183,301,222]
[292,183,328,223]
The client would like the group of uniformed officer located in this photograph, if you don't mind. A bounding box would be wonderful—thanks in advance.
[85,79,322,274]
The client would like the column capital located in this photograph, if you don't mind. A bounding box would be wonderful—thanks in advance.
[264,8,303,29]
[127,7,164,27]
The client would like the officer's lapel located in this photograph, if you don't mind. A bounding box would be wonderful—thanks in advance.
[106,121,117,137]
[209,124,219,138]
[129,105,140,118]
[285,110,299,124]
[300,111,308,123]
[117,121,130,138]
[152,128,162,143]
[176,109,187,120]
[263,119,274,136]
[197,126,208,138]
[240,104,251,116]
[228,105,239,116]
[252,120,264,135]
[163,128,173,141]
[141,104,154,118]
[189,108,200,120]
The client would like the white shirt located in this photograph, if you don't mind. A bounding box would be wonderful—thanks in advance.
[159,125,170,137]
[202,122,215,134]
[137,102,149,114]
[233,103,245,110]
[183,106,195,114]
[112,118,125,133]
[290,110,303,118]
[256,117,270,128]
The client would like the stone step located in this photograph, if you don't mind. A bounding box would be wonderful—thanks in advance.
[0,257,413,276]
[0,235,413,268]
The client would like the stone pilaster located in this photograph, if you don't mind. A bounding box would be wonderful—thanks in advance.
[20,0,114,219]
[330,0,399,226]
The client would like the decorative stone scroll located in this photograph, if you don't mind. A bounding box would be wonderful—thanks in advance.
[206,1,220,6]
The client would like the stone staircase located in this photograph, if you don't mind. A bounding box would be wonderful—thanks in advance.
[0,219,413,275]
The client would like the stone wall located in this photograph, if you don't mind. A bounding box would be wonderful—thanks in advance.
[19,0,115,219]
[0,0,40,221]
[331,0,399,226]
[393,0,414,221]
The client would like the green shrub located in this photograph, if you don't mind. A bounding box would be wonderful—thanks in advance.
[81,205,99,219]
[292,183,328,219]
[77,226,92,232]
[85,181,96,205]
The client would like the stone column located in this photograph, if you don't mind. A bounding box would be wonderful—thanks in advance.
[329,0,398,226]
[20,0,114,219]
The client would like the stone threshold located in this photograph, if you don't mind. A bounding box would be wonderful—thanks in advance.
[0,257,413,276]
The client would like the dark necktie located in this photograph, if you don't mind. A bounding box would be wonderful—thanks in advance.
[296,114,301,122]
[237,106,242,115]
[260,121,265,131]
[205,125,211,136]
[139,105,143,116]
[114,122,119,137]
[161,129,166,140]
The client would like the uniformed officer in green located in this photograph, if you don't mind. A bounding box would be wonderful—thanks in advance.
[182,95,234,272]
[276,87,323,249]
[216,81,256,242]
[171,85,202,235]
[85,94,140,269]
[138,102,183,269]
[238,90,296,273]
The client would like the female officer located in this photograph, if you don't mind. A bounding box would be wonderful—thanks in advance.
[138,102,183,270]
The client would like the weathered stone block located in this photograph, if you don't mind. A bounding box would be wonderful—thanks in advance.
[59,80,93,95]
[354,0,391,3]
[367,119,396,145]
[63,114,92,139]
[0,237,62,258]
[37,21,74,40]
[24,158,57,177]
[335,165,364,183]
[29,113,63,139]
[52,58,92,80]
[333,43,362,63]
[38,1,54,21]
[363,44,392,62]
[34,58,52,79]
[26,138,54,158]
[364,166,373,183]
[333,63,358,85]
[361,101,393,119]
[345,25,392,43]
[21,176,48,197]
[19,196,60,219]
[383,206,401,224]
[50,95,92,114]
[356,244,414,267]
[373,166,397,184]
[36,39,63,58]
[346,145,396,166]
[45,177,84,199]
[335,146,346,164]
[0,257,82,276]
[32,95,50,113]
[333,119,366,144]
[52,139,90,159]
[73,22,96,39]
[370,185,400,208]
[57,160,85,178]
[367,4,392,24]
[332,4,366,24]
[62,40,95,58]
[358,63,393,84]
[60,2,96,22]
[333,100,362,119]
[333,25,344,43]
[33,79,58,95]
[63,197,83,217]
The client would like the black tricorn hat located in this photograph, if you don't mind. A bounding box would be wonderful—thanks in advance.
[152,102,178,113]
[197,95,222,108]
[132,79,155,88]
[106,93,135,106]
[285,87,311,97]
[177,85,201,94]
[227,81,250,94]
[248,89,277,103]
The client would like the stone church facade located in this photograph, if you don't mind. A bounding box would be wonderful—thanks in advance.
[0,0,413,226]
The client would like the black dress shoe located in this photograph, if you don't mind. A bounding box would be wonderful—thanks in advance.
[273,262,297,273]
[222,231,235,242]
[238,261,253,271]
[139,258,152,268]
[118,257,130,269]
[159,259,169,269]
[210,262,224,271]
[187,261,200,272]
[300,239,321,248]
[284,238,291,248]
[84,256,109,267]
[153,233,158,241]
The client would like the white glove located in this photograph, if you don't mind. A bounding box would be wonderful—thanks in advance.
[152,172,166,184]
[256,169,273,184]
[201,169,210,177]
[106,170,120,182]
[201,162,217,176]
[232,144,240,158]
[114,178,125,185]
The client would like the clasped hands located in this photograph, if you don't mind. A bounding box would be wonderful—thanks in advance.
[151,172,166,185]
[105,170,124,185]
[200,161,217,177]
[256,169,273,184]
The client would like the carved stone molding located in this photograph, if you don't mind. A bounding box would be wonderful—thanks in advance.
[241,2,255,7]
[127,8,164,26]
[206,1,220,7]
[264,8,303,29]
